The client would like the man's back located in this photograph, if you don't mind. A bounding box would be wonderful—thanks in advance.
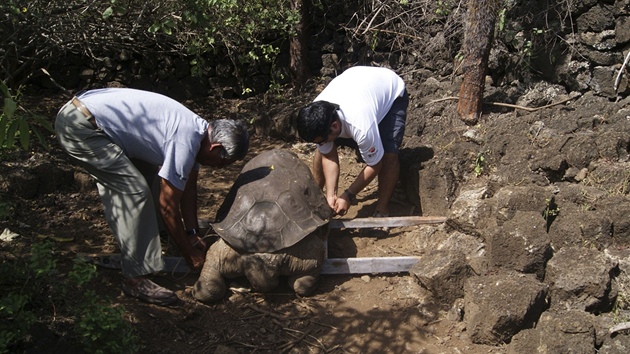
[78,88,208,190]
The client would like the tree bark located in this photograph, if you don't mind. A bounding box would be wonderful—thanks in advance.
[289,0,311,88]
[457,0,500,125]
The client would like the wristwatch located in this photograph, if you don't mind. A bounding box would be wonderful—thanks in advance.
[343,189,357,203]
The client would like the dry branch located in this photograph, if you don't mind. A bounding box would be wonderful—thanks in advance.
[1,0,181,86]
[279,329,311,353]
[427,93,581,112]
[614,51,630,93]
[610,321,630,334]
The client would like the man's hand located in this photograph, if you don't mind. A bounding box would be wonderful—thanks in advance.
[326,195,337,211]
[189,234,209,252]
[184,248,206,271]
[334,194,351,216]
[160,178,206,271]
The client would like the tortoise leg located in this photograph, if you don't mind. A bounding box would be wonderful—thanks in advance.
[192,240,232,303]
[243,254,280,292]
[284,233,326,296]
[288,273,320,296]
[192,267,225,303]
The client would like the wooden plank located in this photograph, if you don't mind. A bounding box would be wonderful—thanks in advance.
[329,216,446,229]
[78,253,421,274]
[200,216,446,230]
[78,253,195,274]
[78,217,444,276]
[321,256,420,274]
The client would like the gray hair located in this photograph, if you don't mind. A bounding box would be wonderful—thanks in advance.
[208,119,250,160]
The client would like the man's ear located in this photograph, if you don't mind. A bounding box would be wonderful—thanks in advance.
[330,119,340,131]
[209,142,223,150]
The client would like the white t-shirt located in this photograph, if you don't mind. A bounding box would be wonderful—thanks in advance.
[78,88,208,191]
[314,66,405,166]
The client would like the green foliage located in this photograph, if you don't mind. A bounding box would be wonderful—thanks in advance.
[542,196,560,232]
[68,258,98,287]
[493,0,568,78]
[76,291,140,354]
[0,80,54,151]
[520,28,546,61]
[474,152,486,177]
[144,0,300,80]
[102,0,127,20]
[435,0,451,17]
[29,240,57,277]
[0,293,35,354]
[0,241,139,353]
[3,0,303,96]
[542,197,560,219]
[497,7,507,32]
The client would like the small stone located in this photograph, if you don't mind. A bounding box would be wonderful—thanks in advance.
[361,275,371,283]
[463,129,483,144]
[575,168,588,182]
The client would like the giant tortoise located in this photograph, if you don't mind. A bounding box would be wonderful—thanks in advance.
[192,149,332,302]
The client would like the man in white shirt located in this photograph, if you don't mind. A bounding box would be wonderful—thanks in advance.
[55,88,249,305]
[297,66,408,218]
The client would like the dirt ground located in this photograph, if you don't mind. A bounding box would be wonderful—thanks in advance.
[2,78,630,353]
[96,138,499,354]
[129,138,483,354]
[0,112,498,354]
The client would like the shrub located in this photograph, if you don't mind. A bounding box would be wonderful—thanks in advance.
[0,241,140,353]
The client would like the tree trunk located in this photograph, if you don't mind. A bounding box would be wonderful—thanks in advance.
[457,0,500,125]
[289,0,311,88]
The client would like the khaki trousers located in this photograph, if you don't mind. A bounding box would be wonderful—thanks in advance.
[55,101,164,278]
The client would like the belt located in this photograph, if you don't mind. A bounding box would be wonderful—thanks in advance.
[71,97,97,129]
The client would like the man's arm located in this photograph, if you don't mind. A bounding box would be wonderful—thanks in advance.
[180,168,209,251]
[335,160,383,214]
[181,168,199,230]
[160,178,205,270]
[320,149,341,210]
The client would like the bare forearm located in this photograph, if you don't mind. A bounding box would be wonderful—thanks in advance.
[160,178,204,270]
[181,168,199,230]
[334,161,382,215]
[347,163,380,195]
[159,187,189,253]
[322,157,340,198]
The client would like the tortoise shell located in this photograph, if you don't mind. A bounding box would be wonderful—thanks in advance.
[212,149,331,253]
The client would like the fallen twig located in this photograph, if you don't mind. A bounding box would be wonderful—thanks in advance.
[427,93,581,112]
[230,339,273,350]
[487,94,581,112]
[310,320,341,332]
[360,3,386,35]
[245,303,291,321]
[279,329,311,353]
[40,68,73,97]
[614,51,630,93]
[283,328,329,353]
[427,96,459,104]
[610,321,630,334]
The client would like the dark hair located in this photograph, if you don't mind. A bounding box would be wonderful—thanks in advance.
[297,101,339,142]
[208,118,250,160]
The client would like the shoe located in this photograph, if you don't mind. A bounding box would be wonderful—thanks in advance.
[372,211,390,234]
[372,211,389,238]
[122,278,178,306]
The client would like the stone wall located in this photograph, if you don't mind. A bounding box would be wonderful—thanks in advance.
[559,0,630,97]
